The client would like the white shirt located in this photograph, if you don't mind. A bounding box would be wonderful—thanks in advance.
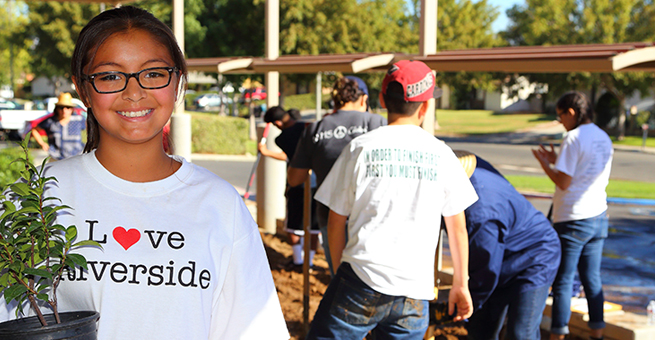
[553,123,613,223]
[315,125,478,300]
[0,151,289,340]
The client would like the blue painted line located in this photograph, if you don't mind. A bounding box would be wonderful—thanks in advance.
[607,197,655,206]
[521,193,655,207]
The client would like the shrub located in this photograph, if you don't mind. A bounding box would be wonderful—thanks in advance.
[190,113,250,155]
[283,93,329,111]
[0,146,32,187]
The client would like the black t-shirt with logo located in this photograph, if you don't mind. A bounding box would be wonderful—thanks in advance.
[290,110,387,188]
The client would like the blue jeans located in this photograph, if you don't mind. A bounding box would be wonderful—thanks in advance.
[551,212,608,335]
[467,284,551,340]
[306,263,429,340]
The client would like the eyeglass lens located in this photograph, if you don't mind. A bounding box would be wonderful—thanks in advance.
[91,68,173,93]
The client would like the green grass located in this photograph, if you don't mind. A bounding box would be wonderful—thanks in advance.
[435,109,556,135]
[283,93,329,111]
[610,135,655,148]
[506,175,655,199]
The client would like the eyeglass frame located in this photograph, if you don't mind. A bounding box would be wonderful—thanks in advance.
[82,67,180,94]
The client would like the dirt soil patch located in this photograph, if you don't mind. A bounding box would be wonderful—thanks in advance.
[261,232,468,340]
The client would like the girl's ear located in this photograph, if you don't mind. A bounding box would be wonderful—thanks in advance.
[72,76,91,107]
[567,107,576,116]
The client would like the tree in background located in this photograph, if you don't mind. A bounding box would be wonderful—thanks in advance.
[0,1,32,97]
[503,0,655,138]
[19,2,100,95]
[278,0,417,105]
[436,0,501,109]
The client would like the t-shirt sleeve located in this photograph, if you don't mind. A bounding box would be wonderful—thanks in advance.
[441,149,478,216]
[314,143,356,216]
[209,197,289,339]
[554,135,578,177]
[369,114,387,130]
[289,123,314,169]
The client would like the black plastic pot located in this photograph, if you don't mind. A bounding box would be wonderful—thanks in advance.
[0,310,99,340]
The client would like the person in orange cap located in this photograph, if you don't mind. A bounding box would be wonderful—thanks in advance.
[31,92,85,160]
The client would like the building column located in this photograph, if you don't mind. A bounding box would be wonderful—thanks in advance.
[420,0,438,134]
[170,0,192,161]
[257,0,285,234]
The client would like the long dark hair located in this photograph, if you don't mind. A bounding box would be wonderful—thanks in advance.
[556,91,594,129]
[331,77,365,110]
[71,6,188,152]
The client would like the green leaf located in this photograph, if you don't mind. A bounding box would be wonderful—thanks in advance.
[72,240,103,249]
[65,226,77,242]
[8,182,31,196]
[23,268,52,280]
[66,254,87,269]
[4,284,28,303]
[36,293,49,302]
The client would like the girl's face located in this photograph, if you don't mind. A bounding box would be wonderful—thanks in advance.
[556,107,576,131]
[81,29,178,148]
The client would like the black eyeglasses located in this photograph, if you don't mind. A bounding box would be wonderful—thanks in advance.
[83,67,179,94]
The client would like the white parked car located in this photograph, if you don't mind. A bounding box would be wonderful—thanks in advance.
[193,93,233,110]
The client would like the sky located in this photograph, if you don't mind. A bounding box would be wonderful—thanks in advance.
[487,0,524,32]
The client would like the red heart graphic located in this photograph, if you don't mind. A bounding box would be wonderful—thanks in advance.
[113,227,140,250]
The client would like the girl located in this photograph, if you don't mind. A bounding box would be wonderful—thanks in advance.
[1,6,288,340]
[532,91,613,340]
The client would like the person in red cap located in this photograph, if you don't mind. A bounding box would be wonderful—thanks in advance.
[307,60,478,339]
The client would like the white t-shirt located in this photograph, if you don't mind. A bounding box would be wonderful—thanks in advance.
[315,125,478,300]
[553,123,613,223]
[0,151,289,340]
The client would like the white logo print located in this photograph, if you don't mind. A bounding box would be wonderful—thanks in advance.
[333,126,347,139]
[406,73,433,98]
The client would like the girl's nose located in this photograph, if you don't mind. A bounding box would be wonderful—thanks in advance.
[122,77,146,102]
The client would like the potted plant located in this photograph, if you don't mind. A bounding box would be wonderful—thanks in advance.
[0,140,101,339]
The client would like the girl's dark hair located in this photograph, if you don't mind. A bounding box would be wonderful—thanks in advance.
[556,91,594,129]
[263,106,301,123]
[71,6,188,152]
[332,77,364,110]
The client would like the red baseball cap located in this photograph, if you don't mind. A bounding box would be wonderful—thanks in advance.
[381,60,442,102]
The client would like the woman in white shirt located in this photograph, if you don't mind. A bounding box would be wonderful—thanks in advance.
[533,91,613,340]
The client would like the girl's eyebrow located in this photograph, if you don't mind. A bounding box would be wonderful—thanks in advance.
[90,59,173,72]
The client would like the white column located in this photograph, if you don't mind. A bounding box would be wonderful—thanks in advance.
[170,0,192,161]
[257,0,285,234]
[316,72,323,120]
[420,0,438,134]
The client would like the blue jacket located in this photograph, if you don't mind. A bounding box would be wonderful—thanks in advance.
[466,157,561,309]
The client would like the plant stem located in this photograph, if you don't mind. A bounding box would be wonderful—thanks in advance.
[26,293,48,326]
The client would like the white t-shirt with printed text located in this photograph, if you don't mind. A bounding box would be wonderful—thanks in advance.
[315,125,478,300]
[553,123,613,223]
[0,151,289,340]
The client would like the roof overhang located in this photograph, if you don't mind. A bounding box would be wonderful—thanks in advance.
[186,42,655,75]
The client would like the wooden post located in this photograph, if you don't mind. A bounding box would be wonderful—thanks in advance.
[302,171,312,336]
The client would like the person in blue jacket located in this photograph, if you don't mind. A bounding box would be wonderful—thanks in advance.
[455,151,561,340]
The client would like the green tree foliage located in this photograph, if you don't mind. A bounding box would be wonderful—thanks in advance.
[0,1,31,93]
[436,0,501,108]
[20,2,100,93]
[503,0,655,133]
[280,0,416,56]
